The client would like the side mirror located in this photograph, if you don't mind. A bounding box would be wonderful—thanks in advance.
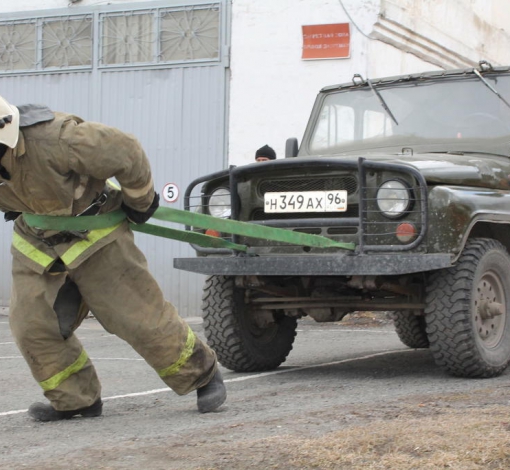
[285,138,299,158]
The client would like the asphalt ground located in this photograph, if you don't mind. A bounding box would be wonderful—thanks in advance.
[1,309,510,469]
[0,310,401,419]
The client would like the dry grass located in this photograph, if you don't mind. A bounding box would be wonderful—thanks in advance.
[195,390,510,470]
[286,404,510,469]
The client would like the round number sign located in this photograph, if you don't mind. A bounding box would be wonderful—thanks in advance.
[163,183,179,203]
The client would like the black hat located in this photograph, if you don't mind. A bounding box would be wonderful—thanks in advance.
[255,144,276,160]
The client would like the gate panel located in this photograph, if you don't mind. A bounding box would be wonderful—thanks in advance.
[0,1,229,313]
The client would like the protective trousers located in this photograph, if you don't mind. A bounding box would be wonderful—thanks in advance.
[9,230,217,411]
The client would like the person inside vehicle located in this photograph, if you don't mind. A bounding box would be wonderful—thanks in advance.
[255,144,276,162]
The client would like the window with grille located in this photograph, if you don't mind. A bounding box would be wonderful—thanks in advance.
[42,17,93,68]
[0,21,37,71]
[100,5,220,66]
[160,7,220,62]
[0,3,221,74]
[100,11,155,65]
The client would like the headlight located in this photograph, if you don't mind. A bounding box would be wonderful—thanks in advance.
[208,188,231,218]
[376,180,411,218]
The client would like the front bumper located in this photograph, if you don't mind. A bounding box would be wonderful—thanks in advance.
[174,253,453,276]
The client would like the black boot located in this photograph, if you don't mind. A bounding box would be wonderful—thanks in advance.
[197,369,227,413]
[28,399,103,422]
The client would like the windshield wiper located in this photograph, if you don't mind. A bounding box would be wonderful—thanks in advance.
[474,61,510,110]
[430,150,509,158]
[366,78,399,126]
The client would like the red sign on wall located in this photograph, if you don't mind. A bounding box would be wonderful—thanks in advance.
[302,23,350,60]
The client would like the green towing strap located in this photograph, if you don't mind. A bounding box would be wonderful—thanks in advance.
[151,207,355,250]
[24,211,127,232]
[133,223,248,252]
[22,207,356,251]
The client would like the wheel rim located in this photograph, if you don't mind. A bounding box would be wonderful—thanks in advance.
[473,270,506,348]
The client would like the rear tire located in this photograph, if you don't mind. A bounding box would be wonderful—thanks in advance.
[425,238,510,377]
[201,275,297,372]
[392,311,429,349]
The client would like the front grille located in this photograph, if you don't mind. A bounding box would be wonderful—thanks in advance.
[259,176,358,195]
[185,159,428,254]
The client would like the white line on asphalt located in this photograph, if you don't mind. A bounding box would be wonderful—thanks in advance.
[0,342,15,345]
[0,348,407,417]
[0,410,25,416]
[0,356,144,361]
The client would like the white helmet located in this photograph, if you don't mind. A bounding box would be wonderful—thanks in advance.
[0,95,19,148]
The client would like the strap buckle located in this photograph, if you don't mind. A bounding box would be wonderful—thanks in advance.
[76,192,108,217]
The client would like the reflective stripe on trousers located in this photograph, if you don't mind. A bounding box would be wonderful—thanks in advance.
[12,233,55,269]
[12,224,121,269]
[157,326,196,378]
[39,349,89,392]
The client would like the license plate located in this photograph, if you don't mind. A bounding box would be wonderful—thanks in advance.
[264,190,348,213]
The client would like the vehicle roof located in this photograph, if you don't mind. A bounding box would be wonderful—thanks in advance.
[320,65,510,93]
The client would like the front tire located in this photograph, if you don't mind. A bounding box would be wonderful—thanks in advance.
[425,238,510,377]
[201,275,297,372]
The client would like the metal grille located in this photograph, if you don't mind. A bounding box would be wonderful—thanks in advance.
[100,5,220,66]
[101,12,155,65]
[0,21,36,71]
[259,176,358,195]
[0,3,221,74]
[42,16,93,68]
[160,6,220,61]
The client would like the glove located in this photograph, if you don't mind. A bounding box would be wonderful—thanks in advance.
[121,191,160,225]
[4,211,21,222]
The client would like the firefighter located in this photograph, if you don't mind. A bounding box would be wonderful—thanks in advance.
[0,95,226,421]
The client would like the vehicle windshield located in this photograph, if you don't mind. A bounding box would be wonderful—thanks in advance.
[309,74,510,155]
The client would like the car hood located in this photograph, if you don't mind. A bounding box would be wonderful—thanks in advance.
[327,152,510,189]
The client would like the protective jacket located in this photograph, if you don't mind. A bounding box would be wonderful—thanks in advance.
[5,106,217,411]
[0,106,154,273]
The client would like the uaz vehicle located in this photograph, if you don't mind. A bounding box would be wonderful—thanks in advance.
[175,61,510,378]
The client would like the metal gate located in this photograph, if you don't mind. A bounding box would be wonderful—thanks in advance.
[0,0,230,315]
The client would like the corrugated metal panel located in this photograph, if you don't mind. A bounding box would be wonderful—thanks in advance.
[0,1,229,315]
[100,65,226,316]
[1,73,93,117]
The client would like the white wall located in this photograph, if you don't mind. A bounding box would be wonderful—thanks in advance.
[228,0,384,166]
[375,0,510,69]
